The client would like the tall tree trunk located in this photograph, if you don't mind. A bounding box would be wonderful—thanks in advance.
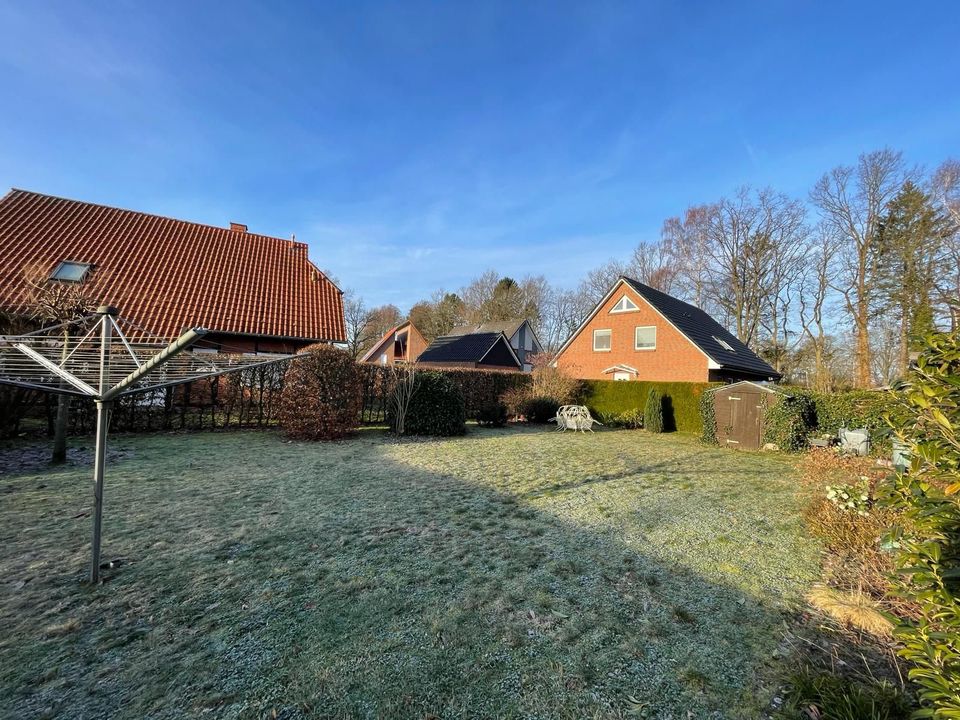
[855,295,872,388]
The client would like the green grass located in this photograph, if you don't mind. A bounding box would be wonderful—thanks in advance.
[0,426,821,719]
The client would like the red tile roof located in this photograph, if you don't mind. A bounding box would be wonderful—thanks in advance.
[0,189,345,342]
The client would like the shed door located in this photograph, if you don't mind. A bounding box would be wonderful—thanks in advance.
[726,391,763,449]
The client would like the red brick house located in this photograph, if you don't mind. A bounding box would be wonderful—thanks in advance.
[360,320,429,365]
[553,276,780,383]
[0,189,345,352]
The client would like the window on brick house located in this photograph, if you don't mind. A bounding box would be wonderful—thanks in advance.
[593,329,612,351]
[610,295,638,313]
[635,326,656,350]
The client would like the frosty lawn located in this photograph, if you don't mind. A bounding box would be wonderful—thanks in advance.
[0,427,820,719]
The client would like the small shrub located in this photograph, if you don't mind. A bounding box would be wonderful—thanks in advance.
[476,401,507,428]
[500,385,528,419]
[523,396,560,424]
[501,359,578,423]
[764,392,816,451]
[825,480,872,516]
[598,408,644,429]
[389,371,465,436]
[644,389,664,433]
[278,345,363,440]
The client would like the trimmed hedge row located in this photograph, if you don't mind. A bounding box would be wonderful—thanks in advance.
[581,380,718,434]
[358,364,530,423]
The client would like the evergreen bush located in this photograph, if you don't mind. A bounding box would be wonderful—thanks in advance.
[476,400,508,428]
[644,388,664,433]
[523,396,561,424]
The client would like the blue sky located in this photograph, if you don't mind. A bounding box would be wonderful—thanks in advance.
[1,1,957,310]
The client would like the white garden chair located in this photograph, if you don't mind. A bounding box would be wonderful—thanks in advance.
[550,405,602,433]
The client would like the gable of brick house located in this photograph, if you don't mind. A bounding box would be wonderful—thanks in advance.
[553,277,780,383]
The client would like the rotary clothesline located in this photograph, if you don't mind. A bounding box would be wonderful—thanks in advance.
[0,306,296,582]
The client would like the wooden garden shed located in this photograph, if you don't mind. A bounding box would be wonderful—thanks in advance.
[710,381,785,450]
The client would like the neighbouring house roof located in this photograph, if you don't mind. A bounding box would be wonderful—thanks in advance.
[449,319,527,338]
[706,380,787,394]
[417,332,521,367]
[618,277,778,378]
[360,320,420,363]
[0,189,345,342]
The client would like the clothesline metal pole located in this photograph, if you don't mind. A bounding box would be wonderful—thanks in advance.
[90,307,114,583]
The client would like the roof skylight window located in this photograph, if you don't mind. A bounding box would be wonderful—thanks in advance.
[713,335,735,352]
[50,261,92,283]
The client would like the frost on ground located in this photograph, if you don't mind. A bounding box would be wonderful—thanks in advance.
[0,427,819,719]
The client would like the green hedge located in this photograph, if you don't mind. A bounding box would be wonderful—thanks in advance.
[812,389,905,448]
[581,380,718,434]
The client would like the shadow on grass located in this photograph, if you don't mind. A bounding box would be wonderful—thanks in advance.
[1,429,816,719]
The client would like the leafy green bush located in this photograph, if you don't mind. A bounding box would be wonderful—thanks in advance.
[523,396,560,424]
[763,392,816,451]
[644,388,664,433]
[476,401,507,428]
[881,331,960,716]
[582,380,717,434]
[699,389,717,444]
[389,371,466,436]
[278,345,363,440]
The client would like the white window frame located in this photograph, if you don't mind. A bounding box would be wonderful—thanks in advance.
[635,326,657,350]
[593,328,612,352]
[609,295,639,313]
[613,371,631,381]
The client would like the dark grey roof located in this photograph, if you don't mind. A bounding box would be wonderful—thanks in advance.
[621,277,781,379]
[418,332,516,364]
[448,319,526,338]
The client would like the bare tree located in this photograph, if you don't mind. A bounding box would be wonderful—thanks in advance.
[798,225,840,391]
[23,265,93,463]
[810,148,907,387]
[702,187,807,349]
[931,159,960,330]
[389,363,417,437]
[342,291,372,358]
[660,205,714,310]
[629,239,678,293]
